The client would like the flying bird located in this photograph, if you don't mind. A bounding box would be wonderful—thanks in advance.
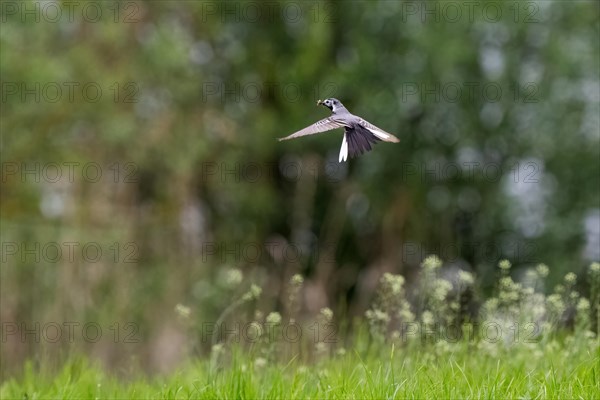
[278,98,399,162]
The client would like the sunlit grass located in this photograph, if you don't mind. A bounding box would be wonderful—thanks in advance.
[2,337,597,399]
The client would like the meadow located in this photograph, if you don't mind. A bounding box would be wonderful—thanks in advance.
[2,258,598,399]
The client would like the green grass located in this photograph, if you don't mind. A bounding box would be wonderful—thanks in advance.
[2,335,598,399]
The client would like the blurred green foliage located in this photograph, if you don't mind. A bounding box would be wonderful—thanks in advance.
[1,0,599,378]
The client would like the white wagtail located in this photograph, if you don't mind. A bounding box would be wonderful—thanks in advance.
[278,98,399,162]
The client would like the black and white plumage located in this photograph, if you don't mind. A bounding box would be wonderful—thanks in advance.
[278,98,399,162]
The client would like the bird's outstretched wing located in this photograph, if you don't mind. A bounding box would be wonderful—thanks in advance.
[278,117,345,141]
[357,118,399,143]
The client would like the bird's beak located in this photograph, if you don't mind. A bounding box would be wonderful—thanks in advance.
[317,99,323,106]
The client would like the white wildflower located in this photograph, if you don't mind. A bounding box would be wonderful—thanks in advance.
[290,274,304,285]
[266,312,282,325]
[576,298,590,312]
[242,284,262,301]
[211,343,224,355]
[254,357,267,369]
[383,273,405,295]
[225,268,243,287]
[422,310,434,326]
[458,270,474,285]
[320,307,334,322]
[536,264,549,277]
[584,330,596,339]
[433,279,453,301]
[569,291,580,300]
[422,255,442,270]
[366,309,390,323]
[398,307,415,322]
[174,303,191,319]
[547,294,565,315]
[564,272,577,284]
[315,342,328,354]
[499,260,512,271]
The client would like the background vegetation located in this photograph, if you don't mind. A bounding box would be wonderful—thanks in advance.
[1,0,599,391]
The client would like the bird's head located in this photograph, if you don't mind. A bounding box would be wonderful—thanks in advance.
[317,98,345,113]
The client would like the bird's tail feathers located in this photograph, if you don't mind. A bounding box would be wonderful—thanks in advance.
[345,125,381,158]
